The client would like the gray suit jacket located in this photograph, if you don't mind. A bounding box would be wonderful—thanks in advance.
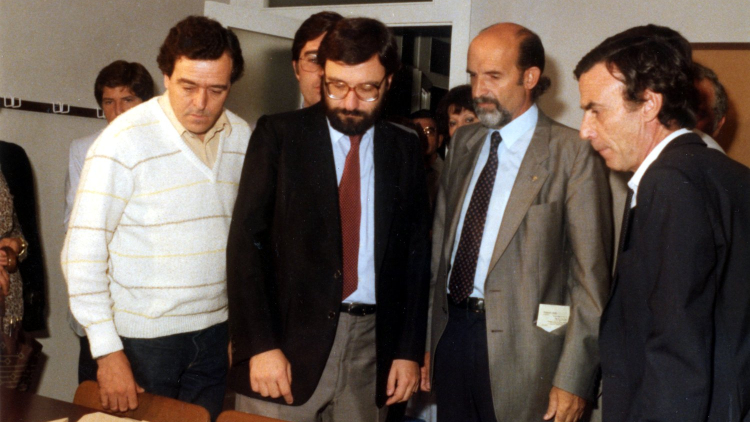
[429,111,612,421]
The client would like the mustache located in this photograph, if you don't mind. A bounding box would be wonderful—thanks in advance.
[334,108,367,118]
[473,95,500,107]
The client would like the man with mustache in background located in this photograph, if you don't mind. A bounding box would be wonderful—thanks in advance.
[227,17,431,422]
[424,23,612,422]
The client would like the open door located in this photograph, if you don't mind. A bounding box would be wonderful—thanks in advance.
[205,0,471,125]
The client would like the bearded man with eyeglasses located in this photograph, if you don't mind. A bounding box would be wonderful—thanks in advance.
[227,17,431,422]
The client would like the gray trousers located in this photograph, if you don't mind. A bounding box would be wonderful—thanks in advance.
[236,313,387,422]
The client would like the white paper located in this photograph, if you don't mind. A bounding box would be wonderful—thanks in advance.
[536,304,570,332]
[78,412,144,422]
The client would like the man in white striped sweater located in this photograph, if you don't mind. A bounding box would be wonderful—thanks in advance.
[62,16,250,421]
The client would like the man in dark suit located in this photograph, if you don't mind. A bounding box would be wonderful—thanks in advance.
[424,23,612,422]
[576,25,750,422]
[227,17,430,422]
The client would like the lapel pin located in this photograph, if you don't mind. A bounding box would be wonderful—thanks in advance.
[532,176,538,181]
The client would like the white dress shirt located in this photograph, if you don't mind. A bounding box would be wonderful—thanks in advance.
[627,128,691,208]
[327,121,377,304]
[449,105,539,298]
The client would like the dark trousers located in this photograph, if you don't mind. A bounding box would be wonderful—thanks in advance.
[122,322,229,421]
[434,303,498,422]
[78,336,98,384]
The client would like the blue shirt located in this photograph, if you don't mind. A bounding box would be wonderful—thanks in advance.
[449,105,539,298]
[327,120,376,304]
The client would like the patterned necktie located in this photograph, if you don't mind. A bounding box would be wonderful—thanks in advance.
[449,131,502,302]
[340,135,362,300]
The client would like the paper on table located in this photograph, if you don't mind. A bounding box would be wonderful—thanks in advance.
[536,304,570,332]
[77,412,146,422]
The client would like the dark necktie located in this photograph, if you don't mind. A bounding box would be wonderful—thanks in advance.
[340,135,361,300]
[449,131,502,302]
[618,188,634,256]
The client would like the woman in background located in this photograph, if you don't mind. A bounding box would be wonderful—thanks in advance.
[0,171,30,389]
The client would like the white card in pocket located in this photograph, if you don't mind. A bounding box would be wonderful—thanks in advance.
[536,304,570,332]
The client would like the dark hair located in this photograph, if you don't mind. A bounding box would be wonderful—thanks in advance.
[693,62,728,133]
[435,85,474,139]
[292,11,343,61]
[409,109,435,120]
[94,61,155,107]
[574,24,698,129]
[318,18,401,77]
[157,15,244,84]
[516,28,550,101]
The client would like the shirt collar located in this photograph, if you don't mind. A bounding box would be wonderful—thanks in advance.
[489,104,539,147]
[326,118,375,145]
[627,128,691,207]
[158,92,231,140]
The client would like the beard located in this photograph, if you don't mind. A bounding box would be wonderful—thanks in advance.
[324,96,385,136]
[473,95,512,129]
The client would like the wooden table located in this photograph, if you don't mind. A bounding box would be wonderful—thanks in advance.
[1,387,97,422]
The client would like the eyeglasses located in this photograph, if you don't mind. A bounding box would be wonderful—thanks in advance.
[298,54,321,73]
[422,126,436,136]
[323,75,388,102]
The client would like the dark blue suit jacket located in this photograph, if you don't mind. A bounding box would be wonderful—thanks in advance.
[601,133,750,422]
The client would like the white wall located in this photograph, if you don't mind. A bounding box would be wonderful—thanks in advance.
[0,0,215,401]
[469,0,750,129]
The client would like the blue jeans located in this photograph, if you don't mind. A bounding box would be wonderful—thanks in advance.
[121,322,228,421]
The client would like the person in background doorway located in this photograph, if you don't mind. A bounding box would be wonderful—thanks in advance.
[435,84,477,159]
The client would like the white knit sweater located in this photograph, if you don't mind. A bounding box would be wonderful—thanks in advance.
[62,97,250,358]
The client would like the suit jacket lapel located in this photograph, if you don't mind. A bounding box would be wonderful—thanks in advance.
[442,125,489,263]
[303,104,341,243]
[487,113,551,272]
[374,121,398,275]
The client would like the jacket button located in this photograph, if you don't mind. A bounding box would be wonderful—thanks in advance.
[334,270,342,279]
[328,311,336,319]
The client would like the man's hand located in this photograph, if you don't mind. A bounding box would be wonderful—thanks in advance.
[96,350,144,412]
[249,349,293,404]
[419,352,431,392]
[543,386,586,422]
[385,359,420,405]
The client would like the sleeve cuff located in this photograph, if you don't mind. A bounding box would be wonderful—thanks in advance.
[85,321,124,359]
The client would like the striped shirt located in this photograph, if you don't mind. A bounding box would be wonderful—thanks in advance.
[61,96,250,358]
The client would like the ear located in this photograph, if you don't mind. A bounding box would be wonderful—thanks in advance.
[714,116,727,137]
[522,67,541,90]
[163,74,170,91]
[640,89,663,122]
[385,74,394,91]
[292,61,301,81]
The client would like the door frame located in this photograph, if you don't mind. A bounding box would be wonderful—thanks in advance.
[205,0,472,88]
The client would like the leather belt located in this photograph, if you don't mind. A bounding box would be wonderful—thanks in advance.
[340,303,377,316]
[449,296,485,313]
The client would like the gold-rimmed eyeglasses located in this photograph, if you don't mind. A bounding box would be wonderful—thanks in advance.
[298,54,321,73]
[323,75,388,102]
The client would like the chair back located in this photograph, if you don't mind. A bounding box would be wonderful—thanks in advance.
[217,409,290,422]
[74,380,210,422]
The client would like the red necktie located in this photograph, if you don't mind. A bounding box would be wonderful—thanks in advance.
[340,135,361,300]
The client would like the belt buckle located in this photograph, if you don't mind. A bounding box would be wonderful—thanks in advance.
[470,298,485,313]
